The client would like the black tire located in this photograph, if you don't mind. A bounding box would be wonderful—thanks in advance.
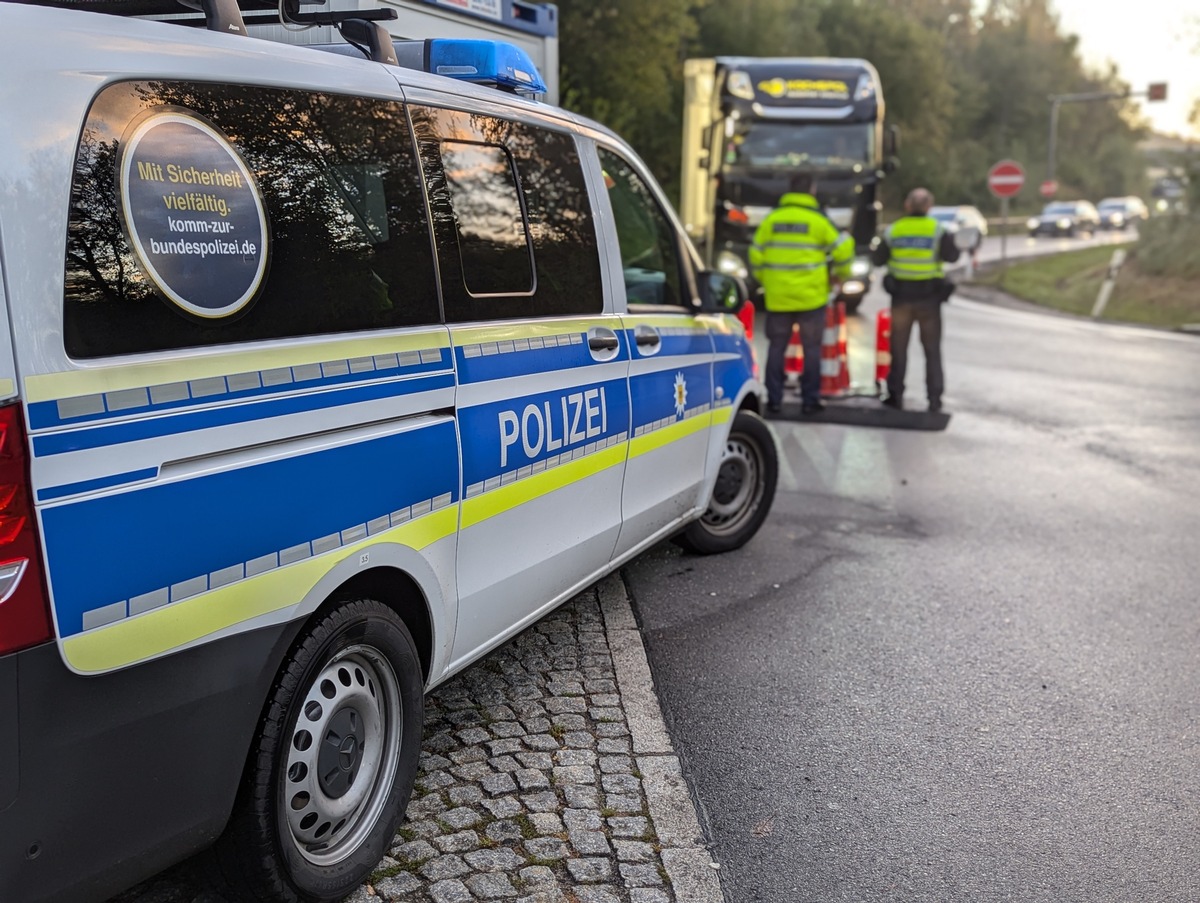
[211,599,424,903]
[842,295,862,316]
[677,410,779,555]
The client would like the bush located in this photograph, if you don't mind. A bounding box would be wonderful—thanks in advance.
[1136,216,1200,280]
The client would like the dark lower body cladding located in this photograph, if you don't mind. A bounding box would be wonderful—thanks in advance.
[888,298,943,407]
[0,621,300,903]
[765,307,826,408]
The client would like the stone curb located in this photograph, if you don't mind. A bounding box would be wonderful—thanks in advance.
[598,575,724,903]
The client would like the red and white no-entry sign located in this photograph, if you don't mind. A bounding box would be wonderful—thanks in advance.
[987,160,1026,198]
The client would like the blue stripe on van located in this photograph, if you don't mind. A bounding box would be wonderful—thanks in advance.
[32,372,455,457]
[454,338,627,384]
[27,354,449,431]
[629,362,713,429]
[38,467,160,502]
[41,420,459,638]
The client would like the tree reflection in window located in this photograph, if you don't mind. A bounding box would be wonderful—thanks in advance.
[63,81,439,358]
[440,141,533,296]
[411,106,602,322]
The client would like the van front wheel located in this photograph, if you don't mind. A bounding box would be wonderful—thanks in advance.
[678,410,779,555]
[213,600,423,903]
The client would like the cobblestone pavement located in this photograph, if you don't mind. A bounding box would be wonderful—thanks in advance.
[110,575,722,903]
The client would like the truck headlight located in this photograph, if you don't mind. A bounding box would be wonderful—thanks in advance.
[716,250,748,280]
[842,280,866,295]
[1056,218,1072,229]
[849,259,871,278]
[1026,217,1039,230]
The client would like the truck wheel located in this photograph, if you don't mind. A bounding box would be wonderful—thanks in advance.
[842,296,862,316]
[213,600,423,903]
[678,410,778,555]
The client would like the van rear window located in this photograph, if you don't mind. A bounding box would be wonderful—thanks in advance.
[63,81,439,358]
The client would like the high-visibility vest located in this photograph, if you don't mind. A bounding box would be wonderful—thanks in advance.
[749,193,855,312]
[885,215,945,281]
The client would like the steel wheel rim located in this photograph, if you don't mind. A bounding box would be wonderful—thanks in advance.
[701,431,765,536]
[283,645,402,867]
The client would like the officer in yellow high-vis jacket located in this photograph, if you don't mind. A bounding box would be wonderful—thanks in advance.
[872,187,960,413]
[750,174,854,414]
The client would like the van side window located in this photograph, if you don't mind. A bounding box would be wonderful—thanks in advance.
[63,82,439,358]
[411,106,602,322]
[597,148,684,308]
[439,141,535,296]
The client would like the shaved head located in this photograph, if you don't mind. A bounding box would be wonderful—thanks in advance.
[905,188,934,215]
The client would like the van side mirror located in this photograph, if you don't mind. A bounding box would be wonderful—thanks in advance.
[699,271,748,315]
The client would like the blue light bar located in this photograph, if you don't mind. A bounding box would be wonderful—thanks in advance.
[423,39,547,97]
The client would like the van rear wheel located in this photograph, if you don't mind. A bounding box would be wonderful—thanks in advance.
[677,410,778,555]
[213,600,423,903]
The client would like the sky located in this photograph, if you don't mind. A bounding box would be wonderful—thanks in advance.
[1052,0,1199,137]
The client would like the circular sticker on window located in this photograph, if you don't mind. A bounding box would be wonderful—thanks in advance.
[118,109,269,320]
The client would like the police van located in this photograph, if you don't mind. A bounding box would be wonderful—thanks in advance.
[0,3,777,900]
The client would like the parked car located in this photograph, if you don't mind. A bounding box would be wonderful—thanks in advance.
[1026,201,1100,237]
[1097,196,1149,229]
[0,6,780,903]
[929,205,988,252]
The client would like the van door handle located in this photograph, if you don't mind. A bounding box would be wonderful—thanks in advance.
[586,326,621,361]
[633,325,661,354]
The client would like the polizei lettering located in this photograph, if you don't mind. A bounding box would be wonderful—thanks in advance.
[498,387,609,469]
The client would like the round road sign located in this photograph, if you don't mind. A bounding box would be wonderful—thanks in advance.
[1039,179,1059,198]
[988,160,1025,199]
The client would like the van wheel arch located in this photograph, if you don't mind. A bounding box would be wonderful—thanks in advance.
[322,567,434,684]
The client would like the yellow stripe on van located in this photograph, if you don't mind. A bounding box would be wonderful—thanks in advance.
[461,444,626,529]
[25,331,451,404]
[629,413,713,459]
[451,319,604,346]
[0,378,14,398]
[61,507,457,674]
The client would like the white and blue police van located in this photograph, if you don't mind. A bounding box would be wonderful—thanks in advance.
[0,2,777,900]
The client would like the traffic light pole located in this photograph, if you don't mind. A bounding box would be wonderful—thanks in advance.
[1046,91,1126,185]
[1046,88,1161,185]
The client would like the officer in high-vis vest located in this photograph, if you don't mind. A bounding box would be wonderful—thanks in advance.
[872,187,960,412]
[750,174,854,415]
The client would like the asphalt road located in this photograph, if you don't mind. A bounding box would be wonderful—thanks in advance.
[964,223,1136,269]
[623,281,1200,901]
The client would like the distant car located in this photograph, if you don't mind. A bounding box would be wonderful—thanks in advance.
[930,205,988,252]
[1097,196,1148,229]
[1027,201,1100,237]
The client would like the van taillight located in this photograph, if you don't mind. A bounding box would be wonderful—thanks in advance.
[0,402,53,656]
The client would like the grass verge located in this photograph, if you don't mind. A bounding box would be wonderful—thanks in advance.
[970,242,1200,329]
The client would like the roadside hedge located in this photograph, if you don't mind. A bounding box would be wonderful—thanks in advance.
[1136,216,1200,280]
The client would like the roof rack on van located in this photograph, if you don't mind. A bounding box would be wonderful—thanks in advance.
[20,0,400,63]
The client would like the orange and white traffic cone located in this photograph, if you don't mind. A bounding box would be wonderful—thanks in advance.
[820,304,845,398]
[784,324,804,386]
[875,308,892,393]
[835,301,850,393]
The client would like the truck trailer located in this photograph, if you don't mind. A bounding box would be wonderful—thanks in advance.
[681,56,898,314]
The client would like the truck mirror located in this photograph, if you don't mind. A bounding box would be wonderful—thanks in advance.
[882,156,899,175]
[885,124,900,157]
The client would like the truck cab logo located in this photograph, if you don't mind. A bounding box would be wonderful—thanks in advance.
[757,78,850,101]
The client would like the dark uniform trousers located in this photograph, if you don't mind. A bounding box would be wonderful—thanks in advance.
[765,307,827,407]
[887,298,943,406]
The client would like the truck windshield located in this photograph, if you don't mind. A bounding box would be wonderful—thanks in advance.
[723,122,874,170]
